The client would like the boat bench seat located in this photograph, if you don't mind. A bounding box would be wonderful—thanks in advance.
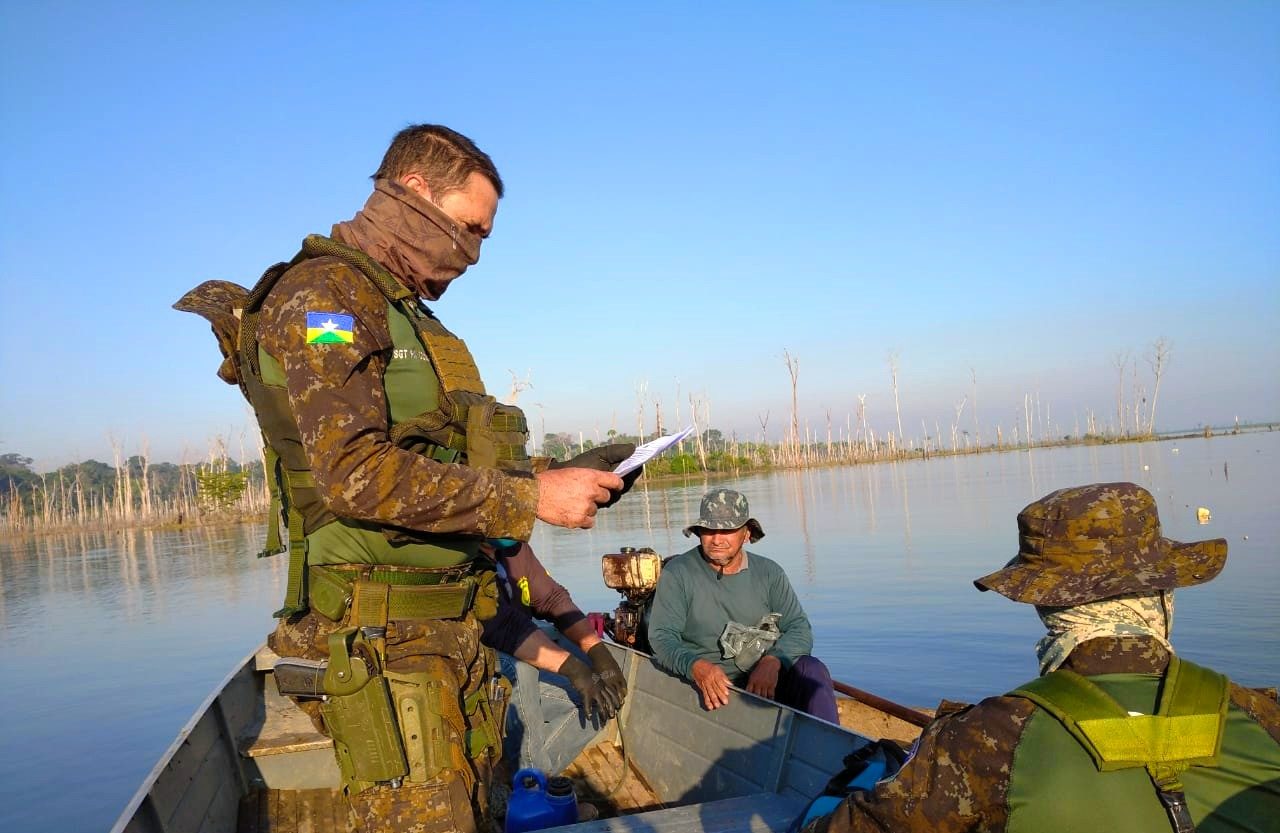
[545,792,806,833]
[237,646,341,790]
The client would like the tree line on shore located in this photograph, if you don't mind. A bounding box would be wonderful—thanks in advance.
[6,332,1266,535]
[1,439,267,535]
[6,418,1262,537]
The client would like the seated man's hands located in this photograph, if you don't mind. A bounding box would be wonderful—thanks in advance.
[534,468,624,529]
[745,654,781,700]
[691,659,732,711]
[547,443,641,507]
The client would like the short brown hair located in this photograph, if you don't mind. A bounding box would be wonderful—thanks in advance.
[372,124,504,198]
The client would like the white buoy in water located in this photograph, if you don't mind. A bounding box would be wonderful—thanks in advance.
[1197,507,1212,525]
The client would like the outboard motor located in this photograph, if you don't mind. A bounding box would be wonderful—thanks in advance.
[597,547,664,654]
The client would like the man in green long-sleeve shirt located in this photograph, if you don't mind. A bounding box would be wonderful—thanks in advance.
[648,488,839,721]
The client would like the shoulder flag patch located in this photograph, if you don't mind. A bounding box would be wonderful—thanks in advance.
[306,312,354,344]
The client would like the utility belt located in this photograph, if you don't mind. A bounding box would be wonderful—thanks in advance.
[276,562,508,797]
[308,563,483,624]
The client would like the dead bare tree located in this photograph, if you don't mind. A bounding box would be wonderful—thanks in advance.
[635,380,649,443]
[1129,360,1146,438]
[533,403,546,455]
[888,351,904,450]
[783,350,800,459]
[855,394,869,455]
[507,369,533,405]
[1111,351,1130,437]
[970,367,980,449]
[674,378,685,453]
[690,394,708,470]
[825,407,833,460]
[951,396,968,453]
[139,438,153,519]
[1146,337,1172,436]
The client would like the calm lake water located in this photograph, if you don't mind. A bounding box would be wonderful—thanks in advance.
[1,432,1276,832]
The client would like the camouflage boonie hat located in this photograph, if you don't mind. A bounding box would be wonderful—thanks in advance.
[682,488,765,542]
[974,482,1227,606]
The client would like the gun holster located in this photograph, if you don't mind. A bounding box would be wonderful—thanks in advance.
[319,627,409,791]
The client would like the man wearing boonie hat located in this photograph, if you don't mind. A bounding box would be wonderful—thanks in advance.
[807,482,1280,833]
[648,487,838,721]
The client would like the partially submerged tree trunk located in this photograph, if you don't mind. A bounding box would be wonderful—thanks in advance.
[783,350,800,464]
[1147,337,1172,436]
[888,351,904,452]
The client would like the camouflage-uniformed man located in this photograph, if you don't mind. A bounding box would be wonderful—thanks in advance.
[176,125,633,833]
[808,482,1280,833]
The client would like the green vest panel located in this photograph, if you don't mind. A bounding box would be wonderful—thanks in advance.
[257,304,480,570]
[1007,669,1280,833]
[384,301,440,424]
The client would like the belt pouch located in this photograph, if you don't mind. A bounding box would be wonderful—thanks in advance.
[308,566,351,622]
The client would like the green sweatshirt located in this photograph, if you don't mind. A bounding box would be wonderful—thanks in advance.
[647,546,814,683]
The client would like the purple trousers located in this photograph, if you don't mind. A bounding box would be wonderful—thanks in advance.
[774,655,839,723]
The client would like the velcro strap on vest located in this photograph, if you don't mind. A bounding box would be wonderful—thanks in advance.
[285,468,316,488]
[309,565,478,623]
[352,581,391,630]
[259,445,287,558]
[1013,658,1228,773]
[1076,713,1223,770]
[272,508,309,619]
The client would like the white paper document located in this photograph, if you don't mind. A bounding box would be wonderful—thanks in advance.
[613,425,695,477]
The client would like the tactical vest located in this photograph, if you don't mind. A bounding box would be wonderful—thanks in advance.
[237,234,532,616]
[1005,657,1280,833]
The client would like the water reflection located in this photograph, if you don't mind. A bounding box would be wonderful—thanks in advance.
[534,433,1278,708]
[896,462,914,568]
[787,471,816,581]
[2,432,1277,832]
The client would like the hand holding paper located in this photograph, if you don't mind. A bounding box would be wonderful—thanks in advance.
[613,426,695,477]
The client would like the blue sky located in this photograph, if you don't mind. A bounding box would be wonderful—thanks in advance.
[1,2,1277,470]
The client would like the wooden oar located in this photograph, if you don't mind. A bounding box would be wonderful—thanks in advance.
[832,679,933,728]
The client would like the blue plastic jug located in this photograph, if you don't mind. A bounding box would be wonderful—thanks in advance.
[504,768,578,833]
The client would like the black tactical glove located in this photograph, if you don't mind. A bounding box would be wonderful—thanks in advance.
[587,642,628,713]
[558,654,622,722]
[548,443,642,508]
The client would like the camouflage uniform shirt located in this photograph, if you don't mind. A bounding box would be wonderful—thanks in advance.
[258,254,539,541]
[810,636,1280,833]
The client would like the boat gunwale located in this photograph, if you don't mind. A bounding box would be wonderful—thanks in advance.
[111,639,884,832]
[108,643,264,833]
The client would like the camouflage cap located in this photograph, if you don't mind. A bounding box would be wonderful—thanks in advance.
[974,482,1227,606]
[682,487,765,542]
